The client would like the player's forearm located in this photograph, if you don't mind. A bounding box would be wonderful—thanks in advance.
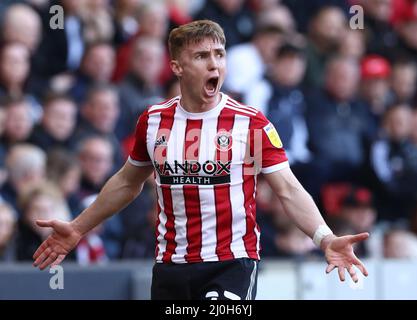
[264,168,331,240]
[71,169,143,236]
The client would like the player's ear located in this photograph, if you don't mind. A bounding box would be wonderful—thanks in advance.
[170,60,183,77]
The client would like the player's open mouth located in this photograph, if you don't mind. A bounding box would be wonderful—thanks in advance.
[204,76,219,96]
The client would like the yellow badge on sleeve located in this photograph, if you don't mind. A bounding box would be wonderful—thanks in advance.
[263,123,283,148]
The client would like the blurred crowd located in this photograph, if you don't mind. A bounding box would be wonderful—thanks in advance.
[0,0,417,264]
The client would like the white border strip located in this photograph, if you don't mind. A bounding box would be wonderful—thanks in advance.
[261,161,290,174]
[128,156,152,167]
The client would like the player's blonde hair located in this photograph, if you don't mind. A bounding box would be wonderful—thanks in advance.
[168,20,226,59]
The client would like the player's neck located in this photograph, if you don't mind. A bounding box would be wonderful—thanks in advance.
[180,92,222,113]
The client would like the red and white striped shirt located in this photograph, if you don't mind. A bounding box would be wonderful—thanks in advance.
[129,93,289,263]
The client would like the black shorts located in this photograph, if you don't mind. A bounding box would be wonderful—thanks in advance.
[151,258,259,300]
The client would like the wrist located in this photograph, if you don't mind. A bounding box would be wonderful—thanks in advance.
[70,220,87,237]
[312,225,334,249]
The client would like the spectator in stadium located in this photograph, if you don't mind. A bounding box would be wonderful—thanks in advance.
[79,0,115,45]
[0,3,42,54]
[112,1,170,82]
[370,103,417,221]
[359,54,392,139]
[303,6,348,89]
[32,0,84,77]
[112,0,142,46]
[255,4,303,46]
[244,44,311,166]
[1,144,46,211]
[224,23,284,99]
[75,135,123,259]
[395,8,417,64]
[338,187,378,257]
[29,93,78,152]
[16,182,72,261]
[77,136,114,198]
[389,57,417,105]
[305,56,371,197]
[339,29,366,61]
[1,98,35,149]
[194,0,255,48]
[0,43,31,100]
[0,202,17,262]
[117,36,165,140]
[360,0,399,59]
[69,41,116,104]
[33,21,369,300]
[46,148,82,217]
[75,84,123,169]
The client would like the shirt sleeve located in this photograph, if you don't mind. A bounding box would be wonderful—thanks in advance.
[250,111,289,174]
[128,109,152,167]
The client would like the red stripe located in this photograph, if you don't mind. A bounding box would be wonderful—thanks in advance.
[183,119,203,262]
[242,118,260,259]
[214,108,235,261]
[155,105,177,263]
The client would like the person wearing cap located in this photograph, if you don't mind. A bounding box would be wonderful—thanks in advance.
[338,187,377,258]
[359,54,392,140]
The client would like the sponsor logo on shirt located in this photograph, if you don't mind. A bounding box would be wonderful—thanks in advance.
[215,130,233,151]
[154,160,231,185]
[155,135,168,147]
[263,123,283,148]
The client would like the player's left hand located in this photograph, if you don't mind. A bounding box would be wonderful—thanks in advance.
[322,233,369,283]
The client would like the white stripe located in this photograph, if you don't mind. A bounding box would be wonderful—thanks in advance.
[170,187,187,263]
[156,187,168,262]
[225,105,257,116]
[229,115,250,258]
[261,161,290,174]
[253,175,260,260]
[127,156,152,167]
[148,97,179,112]
[166,108,186,186]
[228,98,258,113]
[166,111,188,262]
[198,116,220,261]
[246,261,257,300]
[147,112,162,183]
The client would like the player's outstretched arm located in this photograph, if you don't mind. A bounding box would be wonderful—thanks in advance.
[263,167,369,282]
[33,161,154,270]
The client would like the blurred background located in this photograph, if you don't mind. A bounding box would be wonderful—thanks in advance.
[0,0,417,299]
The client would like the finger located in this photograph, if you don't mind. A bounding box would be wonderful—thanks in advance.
[33,240,49,260]
[348,265,358,283]
[353,257,369,277]
[326,264,336,274]
[33,247,52,267]
[35,220,55,228]
[349,232,369,244]
[338,266,345,282]
[39,252,58,271]
[51,254,66,267]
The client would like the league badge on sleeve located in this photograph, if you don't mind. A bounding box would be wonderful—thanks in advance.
[263,123,283,148]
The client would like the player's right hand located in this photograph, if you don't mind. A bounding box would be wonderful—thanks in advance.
[32,220,82,270]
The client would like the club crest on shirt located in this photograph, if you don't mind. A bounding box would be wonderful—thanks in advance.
[215,130,233,151]
[155,134,167,147]
[263,123,283,148]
